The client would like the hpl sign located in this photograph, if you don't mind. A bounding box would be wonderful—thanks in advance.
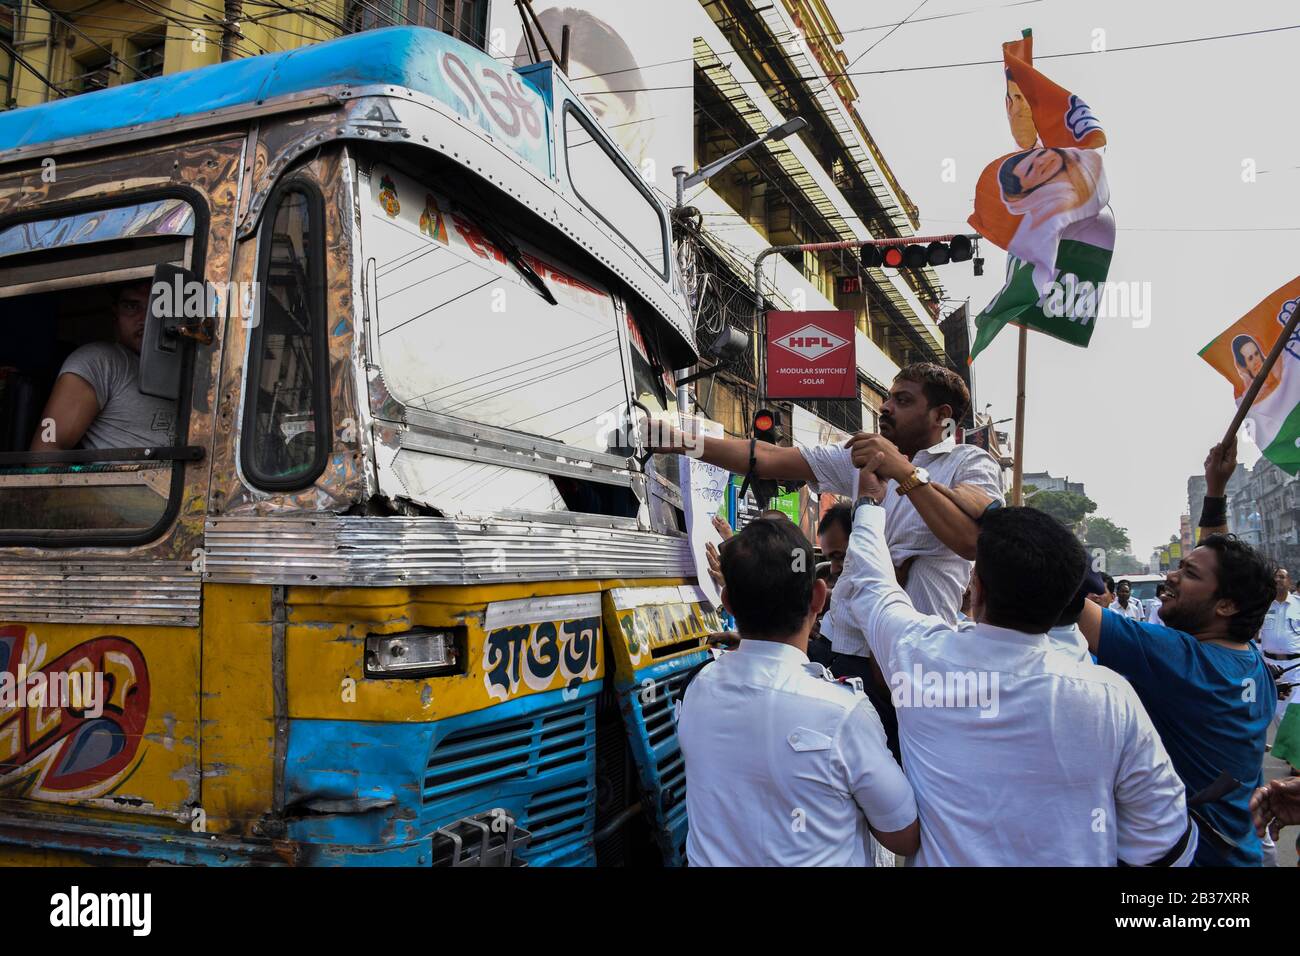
[766,310,856,399]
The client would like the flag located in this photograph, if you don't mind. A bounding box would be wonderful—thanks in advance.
[968,31,1114,361]
[1274,692,1300,770]
[1199,276,1300,475]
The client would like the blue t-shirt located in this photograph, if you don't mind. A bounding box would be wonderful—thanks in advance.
[1097,610,1275,866]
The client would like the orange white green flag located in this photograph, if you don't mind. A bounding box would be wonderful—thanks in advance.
[968,30,1114,360]
[1199,276,1300,475]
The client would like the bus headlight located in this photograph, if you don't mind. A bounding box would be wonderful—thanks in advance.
[365,627,464,678]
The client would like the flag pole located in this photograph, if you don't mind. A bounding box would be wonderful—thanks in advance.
[1011,325,1027,505]
[1219,303,1300,449]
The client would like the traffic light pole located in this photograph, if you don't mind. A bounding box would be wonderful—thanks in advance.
[750,233,981,411]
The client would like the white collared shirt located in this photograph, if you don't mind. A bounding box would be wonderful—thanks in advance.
[1109,598,1146,622]
[678,640,917,866]
[1259,594,1300,657]
[839,505,1193,866]
[800,437,1004,654]
[961,618,1092,664]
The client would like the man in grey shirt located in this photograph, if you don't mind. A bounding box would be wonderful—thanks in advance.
[31,281,176,452]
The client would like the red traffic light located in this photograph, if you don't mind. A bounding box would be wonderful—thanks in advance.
[753,410,775,433]
[882,245,904,268]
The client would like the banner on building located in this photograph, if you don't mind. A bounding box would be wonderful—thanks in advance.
[488,3,691,190]
[968,31,1114,361]
[766,310,857,399]
[1199,275,1300,475]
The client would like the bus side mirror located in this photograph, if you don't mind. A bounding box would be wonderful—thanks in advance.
[140,263,213,400]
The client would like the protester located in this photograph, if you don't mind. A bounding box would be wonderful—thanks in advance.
[678,517,920,866]
[1074,437,1276,866]
[1110,579,1146,621]
[839,455,1195,866]
[810,504,854,667]
[650,363,1003,761]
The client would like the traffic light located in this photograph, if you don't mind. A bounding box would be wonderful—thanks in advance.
[864,236,978,272]
[744,409,784,510]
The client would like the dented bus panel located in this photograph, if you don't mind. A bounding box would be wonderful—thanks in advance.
[0,27,714,866]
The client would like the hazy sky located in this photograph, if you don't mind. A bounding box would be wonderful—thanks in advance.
[832,0,1299,558]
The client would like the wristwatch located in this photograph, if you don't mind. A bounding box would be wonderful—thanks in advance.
[895,466,931,496]
[853,494,881,515]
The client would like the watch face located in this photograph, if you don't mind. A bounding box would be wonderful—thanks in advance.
[914,467,930,484]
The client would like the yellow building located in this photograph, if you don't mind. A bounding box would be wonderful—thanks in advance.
[1,0,488,109]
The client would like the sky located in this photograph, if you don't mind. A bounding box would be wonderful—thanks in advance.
[831,0,1300,559]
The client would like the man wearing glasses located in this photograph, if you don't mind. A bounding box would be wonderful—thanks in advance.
[30,280,176,452]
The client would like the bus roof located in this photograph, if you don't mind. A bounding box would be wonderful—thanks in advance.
[0,27,549,170]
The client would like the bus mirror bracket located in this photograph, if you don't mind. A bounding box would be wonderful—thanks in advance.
[141,263,214,399]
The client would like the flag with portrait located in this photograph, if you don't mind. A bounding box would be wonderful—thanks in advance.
[968,31,1115,360]
[1199,276,1300,475]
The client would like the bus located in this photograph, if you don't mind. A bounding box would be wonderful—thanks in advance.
[0,25,718,866]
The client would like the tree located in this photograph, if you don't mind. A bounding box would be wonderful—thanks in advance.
[1084,517,1131,555]
[1025,490,1097,531]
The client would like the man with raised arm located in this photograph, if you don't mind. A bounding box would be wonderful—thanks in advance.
[652,363,1003,757]
[1074,437,1277,866]
[837,452,1195,866]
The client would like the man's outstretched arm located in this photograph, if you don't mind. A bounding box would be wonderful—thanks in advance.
[646,421,816,483]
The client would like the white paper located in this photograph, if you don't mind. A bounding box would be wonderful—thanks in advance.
[677,415,728,609]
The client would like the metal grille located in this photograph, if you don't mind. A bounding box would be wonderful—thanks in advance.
[635,666,701,835]
[520,780,590,859]
[422,698,592,807]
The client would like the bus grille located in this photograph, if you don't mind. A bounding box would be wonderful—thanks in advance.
[422,695,595,864]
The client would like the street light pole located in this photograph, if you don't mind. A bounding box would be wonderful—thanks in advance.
[670,116,808,418]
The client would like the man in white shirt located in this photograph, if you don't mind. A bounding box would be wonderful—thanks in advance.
[651,363,1004,757]
[1259,568,1300,727]
[839,459,1196,866]
[678,516,919,866]
[1110,579,1146,622]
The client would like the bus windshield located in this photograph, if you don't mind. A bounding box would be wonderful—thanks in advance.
[364,163,629,457]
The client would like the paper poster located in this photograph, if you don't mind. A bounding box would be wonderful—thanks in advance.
[678,415,727,609]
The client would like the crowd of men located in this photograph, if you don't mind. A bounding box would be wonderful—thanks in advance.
[653,362,1299,867]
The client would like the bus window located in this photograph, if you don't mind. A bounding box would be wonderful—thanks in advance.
[241,182,330,490]
[562,104,669,279]
[0,196,200,540]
